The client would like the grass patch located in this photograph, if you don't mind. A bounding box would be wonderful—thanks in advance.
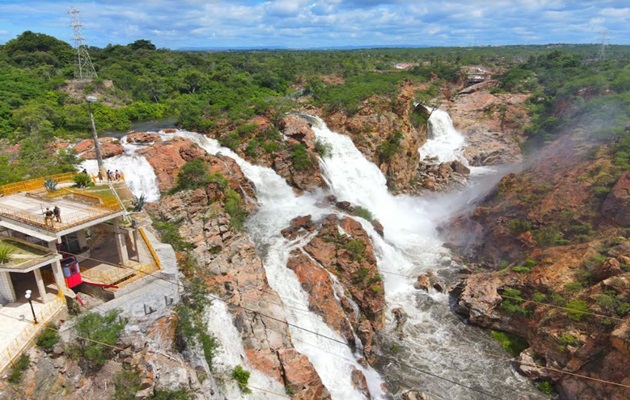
[491,331,529,357]
[7,354,30,384]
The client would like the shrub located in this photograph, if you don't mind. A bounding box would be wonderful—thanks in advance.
[512,266,531,273]
[536,380,555,395]
[44,178,58,191]
[132,194,146,212]
[290,143,316,171]
[532,292,546,302]
[173,159,209,192]
[114,366,142,400]
[378,130,403,162]
[491,331,529,356]
[36,323,60,350]
[72,309,126,370]
[315,139,332,158]
[535,226,568,247]
[501,288,528,316]
[352,206,374,222]
[7,354,30,384]
[175,278,218,371]
[345,239,366,262]
[564,281,583,293]
[565,299,589,322]
[153,220,192,252]
[0,245,14,264]
[73,172,93,188]
[558,333,581,346]
[224,189,247,231]
[232,365,252,394]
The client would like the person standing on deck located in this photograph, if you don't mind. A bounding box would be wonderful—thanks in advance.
[53,205,62,223]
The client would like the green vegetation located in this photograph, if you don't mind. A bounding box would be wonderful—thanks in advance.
[224,189,247,231]
[314,139,331,158]
[565,299,589,322]
[491,330,529,357]
[70,309,126,370]
[290,143,317,171]
[73,172,93,188]
[558,333,581,347]
[36,323,60,350]
[352,206,374,222]
[152,219,193,252]
[345,239,366,262]
[0,245,15,263]
[536,380,555,395]
[175,277,219,371]
[378,130,403,162]
[231,365,252,394]
[113,367,142,400]
[500,287,529,316]
[7,354,30,384]
[172,159,210,192]
[44,178,58,191]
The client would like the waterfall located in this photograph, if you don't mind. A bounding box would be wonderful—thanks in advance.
[79,138,160,202]
[419,109,467,164]
[160,130,385,400]
[111,119,543,399]
[312,117,544,399]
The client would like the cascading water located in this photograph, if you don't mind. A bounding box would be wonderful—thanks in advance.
[113,115,543,399]
[311,116,544,399]
[159,130,385,400]
[79,137,160,202]
[419,109,467,164]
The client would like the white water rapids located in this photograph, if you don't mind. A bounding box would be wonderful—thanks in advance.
[95,112,545,399]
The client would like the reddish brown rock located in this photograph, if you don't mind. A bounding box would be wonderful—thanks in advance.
[351,368,371,399]
[278,349,332,400]
[414,274,431,291]
[281,215,316,240]
[137,137,206,191]
[602,170,630,226]
[75,137,124,159]
[593,257,623,282]
[611,319,630,357]
[287,250,356,346]
[126,132,162,144]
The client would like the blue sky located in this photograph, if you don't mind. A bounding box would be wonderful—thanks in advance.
[0,0,628,49]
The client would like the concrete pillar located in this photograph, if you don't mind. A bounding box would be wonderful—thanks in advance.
[33,269,48,304]
[76,230,88,250]
[48,241,67,298]
[0,271,16,303]
[114,218,129,265]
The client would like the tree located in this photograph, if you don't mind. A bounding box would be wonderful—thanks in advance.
[72,310,126,370]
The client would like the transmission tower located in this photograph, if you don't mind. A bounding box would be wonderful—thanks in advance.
[69,7,98,81]
[598,29,609,61]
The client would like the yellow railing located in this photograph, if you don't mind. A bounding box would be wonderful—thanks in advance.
[0,295,65,375]
[139,228,162,269]
[0,172,77,196]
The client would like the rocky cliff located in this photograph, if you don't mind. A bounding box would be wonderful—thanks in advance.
[447,129,630,399]
[149,149,331,399]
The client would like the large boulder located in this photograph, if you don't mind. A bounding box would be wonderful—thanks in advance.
[602,170,630,226]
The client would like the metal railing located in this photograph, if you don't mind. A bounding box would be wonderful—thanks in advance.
[0,187,122,232]
[139,228,162,269]
[0,172,77,196]
[0,294,65,375]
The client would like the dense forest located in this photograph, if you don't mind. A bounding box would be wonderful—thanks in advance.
[1,30,630,184]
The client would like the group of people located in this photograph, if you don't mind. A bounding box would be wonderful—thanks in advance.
[96,169,125,183]
[43,205,62,227]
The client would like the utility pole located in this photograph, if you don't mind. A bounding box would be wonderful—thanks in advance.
[69,7,98,81]
[598,29,609,61]
[86,96,106,177]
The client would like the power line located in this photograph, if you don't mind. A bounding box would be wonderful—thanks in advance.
[67,253,630,394]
